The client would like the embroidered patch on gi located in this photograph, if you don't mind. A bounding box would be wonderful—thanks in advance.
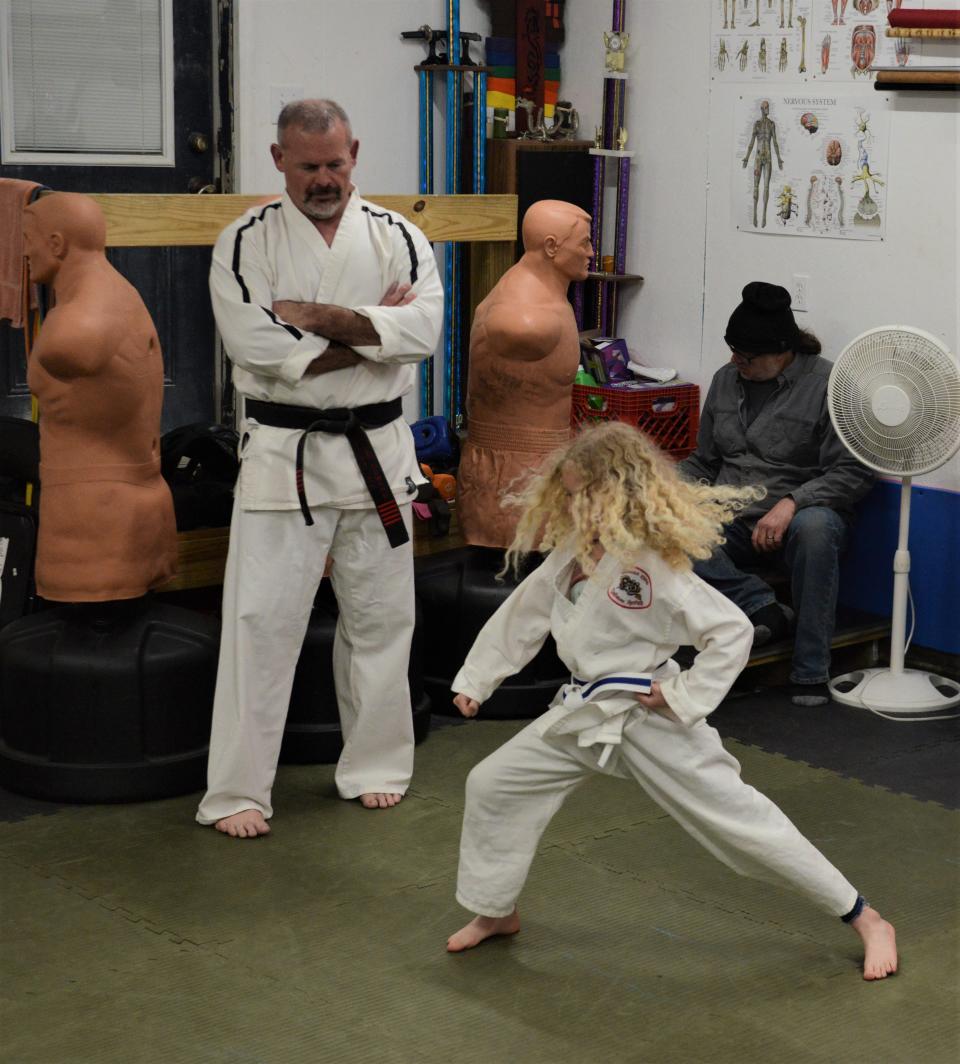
[608,567,652,609]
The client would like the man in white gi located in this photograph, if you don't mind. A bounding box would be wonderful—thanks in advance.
[197,100,443,837]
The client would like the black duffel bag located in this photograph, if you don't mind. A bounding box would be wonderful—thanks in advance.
[160,422,239,531]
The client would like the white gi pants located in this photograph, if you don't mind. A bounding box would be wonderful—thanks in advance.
[456,709,858,919]
[197,498,415,823]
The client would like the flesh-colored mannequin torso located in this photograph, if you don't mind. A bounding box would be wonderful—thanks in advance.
[458,199,592,547]
[23,192,177,602]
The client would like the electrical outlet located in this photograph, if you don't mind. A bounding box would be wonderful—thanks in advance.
[792,273,809,313]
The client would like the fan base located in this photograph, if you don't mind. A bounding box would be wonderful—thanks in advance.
[829,667,960,714]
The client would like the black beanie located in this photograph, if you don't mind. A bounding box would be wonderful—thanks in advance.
[724,281,800,354]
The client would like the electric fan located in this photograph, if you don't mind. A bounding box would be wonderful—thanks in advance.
[827,325,960,716]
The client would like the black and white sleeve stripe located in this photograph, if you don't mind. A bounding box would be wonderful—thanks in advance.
[361,205,420,285]
[230,202,303,340]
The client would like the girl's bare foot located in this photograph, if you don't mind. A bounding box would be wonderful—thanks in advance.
[851,906,898,980]
[359,793,403,809]
[446,910,520,952]
[214,809,270,838]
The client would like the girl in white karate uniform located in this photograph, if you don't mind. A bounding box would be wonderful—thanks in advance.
[447,421,897,981]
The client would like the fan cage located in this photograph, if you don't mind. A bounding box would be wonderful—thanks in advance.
[828,327,960,476]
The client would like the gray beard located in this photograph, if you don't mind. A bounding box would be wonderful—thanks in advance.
[302,193,343,220]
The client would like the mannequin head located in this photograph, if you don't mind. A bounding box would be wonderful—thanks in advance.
[23,193,107,284]
[521,200,593,282]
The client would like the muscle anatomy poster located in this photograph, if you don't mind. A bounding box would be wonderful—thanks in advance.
[712,0,943,82]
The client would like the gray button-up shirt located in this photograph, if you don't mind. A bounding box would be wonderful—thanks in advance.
[678,353,874,522]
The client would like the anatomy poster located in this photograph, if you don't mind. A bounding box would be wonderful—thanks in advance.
[713,0,816,81]
[733,93,890,239]
[814,0,928,80]
[712,0,939,81]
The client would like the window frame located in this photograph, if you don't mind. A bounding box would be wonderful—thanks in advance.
[0,0,176,167]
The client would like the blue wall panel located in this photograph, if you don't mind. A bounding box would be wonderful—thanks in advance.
[839,480,960,655]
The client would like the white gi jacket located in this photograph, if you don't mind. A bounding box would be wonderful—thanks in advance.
[452,545,754,756]
[209,189,444,510]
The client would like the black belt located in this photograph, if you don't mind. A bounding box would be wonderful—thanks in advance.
[245,397,409,548]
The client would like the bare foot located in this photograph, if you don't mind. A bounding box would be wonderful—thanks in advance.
[359,792,403,809]
[446,910,520,953]
[851,906,898,980]
[214,809,271,838]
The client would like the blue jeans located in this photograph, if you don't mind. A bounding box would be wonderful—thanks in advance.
[692,507,848,684]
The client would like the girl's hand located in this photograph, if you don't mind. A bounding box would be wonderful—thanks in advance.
[453,693,480,718]
[635,682,683,724]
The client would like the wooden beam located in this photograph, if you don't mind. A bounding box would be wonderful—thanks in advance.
[85,193,518,247]
[162,506,464,591]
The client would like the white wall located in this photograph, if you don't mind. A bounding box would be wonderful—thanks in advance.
[233,1,959,490]
[234,0,490,196]
[562,1,958,491]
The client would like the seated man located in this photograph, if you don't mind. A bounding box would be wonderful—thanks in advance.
[678,281,874,706]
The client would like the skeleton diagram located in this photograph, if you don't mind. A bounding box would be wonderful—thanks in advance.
[743,99,783,228]
[749,0,761,26]
[780,0,793,29]
[779,37,788,71]
[718,39,729,70]
[737,40,750,70]
[723,0,737,30]
[777,184,798,224]
[797,15,807,72]
[806,174,843,230]
[759,38,767,71]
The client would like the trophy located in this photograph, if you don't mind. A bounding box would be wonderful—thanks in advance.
[603,30,629,73]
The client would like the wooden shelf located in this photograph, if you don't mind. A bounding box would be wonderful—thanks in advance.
[873,70,960,90]
[587,271,643,282]
[486,138,593,197]
[159,508,465,591]
[885,27,960,39]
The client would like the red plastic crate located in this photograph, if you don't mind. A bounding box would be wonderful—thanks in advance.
[570,382,700,460]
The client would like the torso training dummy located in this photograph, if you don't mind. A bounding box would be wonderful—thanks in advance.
[458,199,592,548]
[23,192,177,601]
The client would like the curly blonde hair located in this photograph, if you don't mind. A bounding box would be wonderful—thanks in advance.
[503,420,764,576]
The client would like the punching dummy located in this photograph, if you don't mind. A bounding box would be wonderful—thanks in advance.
[458,199,592,547]
[23,192,177,601]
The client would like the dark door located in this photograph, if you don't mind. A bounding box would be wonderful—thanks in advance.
[0,0,218,430]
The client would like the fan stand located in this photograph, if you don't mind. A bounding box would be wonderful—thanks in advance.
[829,476,960,714]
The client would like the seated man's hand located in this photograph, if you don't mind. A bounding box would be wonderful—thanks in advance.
[752,496,797,553]
[453,692,480,718]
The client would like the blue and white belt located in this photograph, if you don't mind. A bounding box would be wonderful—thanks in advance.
[561,672,654,709]
[559,672,654,768]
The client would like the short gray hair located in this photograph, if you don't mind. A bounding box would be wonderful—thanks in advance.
[277,99,352,145]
